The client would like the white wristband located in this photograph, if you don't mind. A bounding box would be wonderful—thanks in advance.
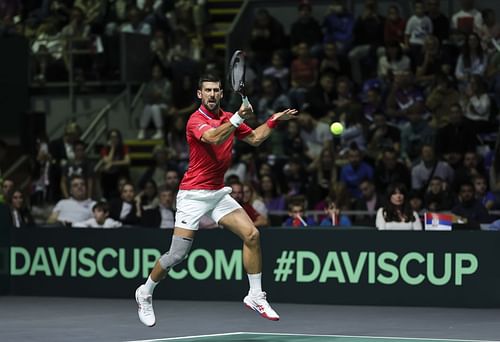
[229,112,245,127]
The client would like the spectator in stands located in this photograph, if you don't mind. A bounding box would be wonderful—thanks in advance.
[404,0,433,58]
[137,179,159,211]
[451,0,483,36]
[297,109,332,160]
[60,140,94,200]
[460,75,491,133]
[164,169,180,192]
[249,8,286,67]
[256,76,290,123]
[141,186,175,229]
[306,147,339,205]
[353,179,383,226]
[426,0,450,43]
[453,150,485,191]
[455,33,488,83]
[452,181,491,225]
[479,8,500,54]
[408,190,424,213]
[49,122,81,201]
[282,157,308,198]
[167,116,189,171]
[362,84,385,124]
[242,182,268,218]
[411,144,454,193]
[282,198,316,227]
[7,189,34,228]
[375,182,422,230]
[97,129,130,200]
[472,174,496,210]
[47,175,95,225]
[290,1,322,55]
[73,201,122,228]
[138,145,178,190]
[73,0,106,31]
[120,6,151,35]
[424,176,454,211]
[1,179,14,204]
[283,120,308,160]
[290,41,319,108]
[340,144,374,199]
[322,0,354,55]
[109,182,142,225]
[263,50,290,91]
[374,147,411,194]
[319,41,349,78]
[260,175,286,213]
[366,114,401,160]
[348,0,385,84]
[31,21,65,83]
[386,71,425,121]
[488,143,500,193]
[320,196,352,227]
[305,72,336,119]
[435,103,478,168]
[378,41,411,81]
[426,74,460,128]
[400,108,435,165]
[31,137,54,205]
[138,64,173,140]
[415,35,452,88]
[230,182,268,228]
[384,4,405,45]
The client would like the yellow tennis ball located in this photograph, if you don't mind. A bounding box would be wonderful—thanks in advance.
[330,122,344,135]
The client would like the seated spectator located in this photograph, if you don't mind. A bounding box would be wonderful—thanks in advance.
[455,33,488,83]
[460,75,492,133]
[366,114,401,160]
[164,169,180,192]
[97,129,130,200]
[400,108,435,165]
[167,116,189,171]
[353,179,384,226]
[7,189,34,228]
[319,41,349,77]
[375,183,422,230]
[47,175,96,225]
[282,157,308,198]
[451,0,483,36]
[60,140,94,199]
[282,199,316,227]
[263,50,290,91]
[249,8,286,67]
[340,144,374,199]
[230,182,268,228]
[109,182,142,225]
[384,4,405,45]
[479,8,500,54]
[322,1,354,55]
[386,71,426,122]
[31,138,54,205]
[374,147,411,193]
[378,41,411,81]
[141,186,175,229]
[260,175,286,213]
[473,174,496,210]
[306,147,339,205]
[489,143,500,193]
[137,64,173,139]
[1,178,14,204]
[415,35,452,89]
[315,180,352,213]
[73,201,122,228]
[290,41,319,108]
[424,176,455,211]
[435,103,477,168]
[452,181,491,225]
[290,1,323,54]
[408,190,424,213]
[120,6,151,35]
[242,182,268,217]
[283,120,308,160]
[138,145,178,190]
[404,0,433,58]
[452,150,485,192]
[411,144,454,193]
[256,76,290,123]
[297,109,333,160]
[426,74,460,128]
[427,0,450,43]
[362,85,385,124]
[137,179,159,210]
[320,196,352,227]
[305,72,336,119]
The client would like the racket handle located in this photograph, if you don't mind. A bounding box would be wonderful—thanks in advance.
[242,96,250,108]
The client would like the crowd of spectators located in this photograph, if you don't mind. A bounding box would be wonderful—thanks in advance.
[2,0,500,230]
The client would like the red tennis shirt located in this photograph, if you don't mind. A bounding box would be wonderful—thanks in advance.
[179,105,253,190]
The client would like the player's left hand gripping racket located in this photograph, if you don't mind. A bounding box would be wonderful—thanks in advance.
[228,50,250,108]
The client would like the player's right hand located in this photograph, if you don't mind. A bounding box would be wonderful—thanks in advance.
[238,103,254,119]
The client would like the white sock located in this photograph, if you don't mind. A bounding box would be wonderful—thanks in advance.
[247,273,262,296]
[143,276,158,295]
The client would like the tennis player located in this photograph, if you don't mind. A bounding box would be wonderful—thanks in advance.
[135,74,298,326]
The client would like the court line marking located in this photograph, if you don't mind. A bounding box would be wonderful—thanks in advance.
[126,331,500,342]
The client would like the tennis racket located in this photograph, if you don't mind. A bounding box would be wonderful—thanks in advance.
[228,50,250,108]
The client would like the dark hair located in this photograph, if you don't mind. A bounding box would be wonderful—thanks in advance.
[107,129,126,159]
[121,182,135,192]
[69,175,85,184]
[386,40,403,61]
[157,185,174,194]
[198,74,222,90]
[462,32,484,68]
[92,201,110,213]
[74,140,86,148]
[459,181,474,192]
[383,183,416,222]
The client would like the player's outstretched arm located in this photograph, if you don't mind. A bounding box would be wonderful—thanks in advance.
[201,105,254,145]
[243,109,298,147]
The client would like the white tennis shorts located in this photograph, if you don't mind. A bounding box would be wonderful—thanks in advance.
[174,186,241,230]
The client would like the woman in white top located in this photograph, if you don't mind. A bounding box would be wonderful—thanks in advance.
[376,183,422,230]
[455,33,488,82]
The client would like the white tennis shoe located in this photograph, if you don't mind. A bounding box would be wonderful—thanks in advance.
[135,285,156,327]
[243,291,280,321]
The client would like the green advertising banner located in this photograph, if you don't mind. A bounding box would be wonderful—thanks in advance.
[7,228,500,307]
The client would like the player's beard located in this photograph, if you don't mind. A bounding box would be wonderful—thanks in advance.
[205,97,219,112]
